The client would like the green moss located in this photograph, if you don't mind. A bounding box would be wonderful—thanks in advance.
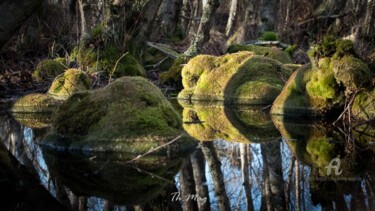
[227,45,292,63]
[12,112,52,128]
[285,45,297,56]
[283,64,302,71]
[180,101,279,143]
[352,88,375,120]
[306,138,337,175]
[332,56,372,94]
[159,56,187,84]
[45,77,186,151]
[48,69,92,100]
[71,45,145,78]
[259,31,278,41]
[12,93,62,113]
[179,52,292,105]
[32,59,66,82]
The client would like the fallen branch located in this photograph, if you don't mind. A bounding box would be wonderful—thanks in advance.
[299,12,350,26]
[126,133,183,163]
[146,42,180,59]
[144,56,169,69]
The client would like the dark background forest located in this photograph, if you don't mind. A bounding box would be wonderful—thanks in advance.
[0,0,374,94]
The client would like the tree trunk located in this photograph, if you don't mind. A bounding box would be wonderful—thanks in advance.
[190,149,210,211]
[363,0,375,35]
[158,0,182,37]
[184,0,220,56]
[200,142,230,211]
[226,0,238,37]
[77,0,104,41]
[179,157,199,211]
[0,0,45,49]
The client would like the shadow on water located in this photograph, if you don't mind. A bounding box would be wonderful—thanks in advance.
[1,103,375,210]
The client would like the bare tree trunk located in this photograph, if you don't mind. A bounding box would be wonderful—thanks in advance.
[184,0,220,56]
[158,0,183,37]
[0,0,45,49]
[180,158,199,211]
[363,0,375,35]
[190,149,210,211]
[295,160,301,211]
[226,0,238,37]
[240,144,254,211]
[200,142,230,211]
[260,0,279,31]
[180,0,191,36]
[77,0,104,41]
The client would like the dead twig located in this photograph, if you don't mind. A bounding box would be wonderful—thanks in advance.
[126,133,183,163]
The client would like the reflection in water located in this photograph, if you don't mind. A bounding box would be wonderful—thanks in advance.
[0,106,375,210]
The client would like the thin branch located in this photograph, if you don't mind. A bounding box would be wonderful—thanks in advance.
[126,133,183,163]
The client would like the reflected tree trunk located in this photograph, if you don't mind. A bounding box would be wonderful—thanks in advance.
[190,149,210,211]
[285,156,295,210]
[295,160,300,211]
[261,140,286,211]
[180,157,199,211]
[200,142,230,211]
[240,143,254,211]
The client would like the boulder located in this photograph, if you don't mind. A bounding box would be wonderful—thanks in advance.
[178,52,292,105]
[32,59,65,82]
[48,69,92,100]
[44,77,193,152]
[71,45,145,77]
[271,44,371,117]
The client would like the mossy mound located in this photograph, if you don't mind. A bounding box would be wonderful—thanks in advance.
[227,45,292,64]
[71,45,145,78]
[352,88,375,120]
[272,42,371,117]
[48,69,92,100]
[12,93,63,113]
[271,62,345,116]
[43,77,192,152]
[178,52,292,105]
[180,100,280,143]
[159,56,186,85]
[32,59,66,82]
[42,149,184,205]
[332,56,372,94]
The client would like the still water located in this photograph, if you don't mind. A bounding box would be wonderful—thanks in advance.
[0,100,374,211]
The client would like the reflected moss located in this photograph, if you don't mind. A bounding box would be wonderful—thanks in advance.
[42,149,184,205]
[273,116,374,178]
[180,100,280,143]
[12,112,53,129]
[11,93,63,113]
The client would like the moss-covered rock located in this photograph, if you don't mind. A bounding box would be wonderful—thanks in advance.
[12,93,63,113]
[71,45,145,78]
[48,69,92,100]
[332,56,372,94]
[352,88,375,120]
[42,149,185,205]
[178,52,292,105]
[142,46,175,71]
[180,100,280,143]
[272,44,371,117]
[271,63,345,116]
[32,59,66,82]
[159,56,186,85]
[227,45,292,64]
[43,77,193,152]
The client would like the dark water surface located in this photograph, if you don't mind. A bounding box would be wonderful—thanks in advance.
[0,101,374,211]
